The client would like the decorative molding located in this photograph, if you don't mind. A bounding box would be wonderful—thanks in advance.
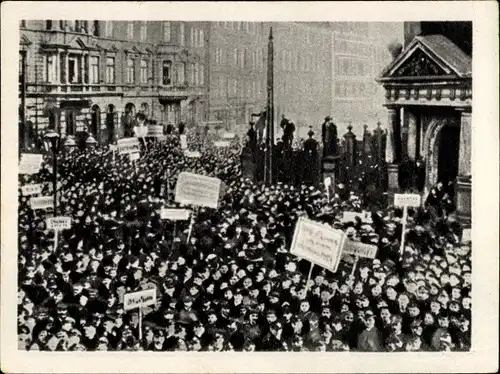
[393,48,448,77]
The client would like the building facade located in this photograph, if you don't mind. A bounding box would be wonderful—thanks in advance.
[19,20,209,147]
[377,21,472,223]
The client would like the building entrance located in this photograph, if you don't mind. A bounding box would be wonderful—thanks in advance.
[437,122,460,185]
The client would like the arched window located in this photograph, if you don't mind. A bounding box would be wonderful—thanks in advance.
[46,20,53,30]
[90,105,101,136]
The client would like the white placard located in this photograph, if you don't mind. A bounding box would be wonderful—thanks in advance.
[222,132,236,139]
[46,216,72,230]
[19,154,44,175]
[394,193,421,208]
[184,150,201,158]
[21,183,42,196]
[290,217,346,272]
[342,240,378,259]
[461,228,471,243]
[175,172,222,209]
[160,208,191,221]
[30,196,53,210]
[129,152,140,161]
[214,140,231,148]
[324,177,332,187]
[180,135,188,150]
[117,138,141,154]
[147,125,164,137]
[123,288,157,311]
[133,125,148,138]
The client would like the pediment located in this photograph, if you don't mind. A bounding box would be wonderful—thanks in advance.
[20,34,32,46]
[67,36,87,50]
[379,35,471,81]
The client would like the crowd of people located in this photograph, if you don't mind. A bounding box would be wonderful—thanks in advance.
[17,126,471,352]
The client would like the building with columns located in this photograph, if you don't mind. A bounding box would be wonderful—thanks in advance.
[19,20,209,147]
[377,21,472,223]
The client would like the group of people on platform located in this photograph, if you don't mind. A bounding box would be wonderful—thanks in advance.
[18,124,471,352]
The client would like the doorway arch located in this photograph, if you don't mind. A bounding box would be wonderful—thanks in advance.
[424,117,460,194]
[106,104,116,144]
[123,103,136,137]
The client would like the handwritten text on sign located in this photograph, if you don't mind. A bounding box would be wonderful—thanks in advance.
[394,193,421,208]
[290,217,345,272]
[30,196,53,210]
[147,125,164,137]
[19,154,44,175]
[117,138,140,154]
[342,211,371,223]
[222,132,236,139]
[123,288,157,311]
[175,172,222,209]
[21,184,42,196]
[184,150,201,158]
[160,208,191,221]
[342,240,378,259]
[46,217,72,230]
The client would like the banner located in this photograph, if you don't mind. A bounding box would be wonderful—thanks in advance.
[175,172,223,209]
[30,196,53,210]
[117,138,140,154]
[184,150,201,158]
[160,208,191,221]
[147,125,164,137]
[123,288,157,311]
[222,132,236,139]
[290,217,346,272]
[46,216,72,230]
[342,240,378,259]
[214,140,231,148]
[394,193,421,208]
[19,154,44,174]
[21,183,42,196]
[180,135,188,150]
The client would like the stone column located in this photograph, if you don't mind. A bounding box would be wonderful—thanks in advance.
[385,105,400,191]
[401,108,409,159]
[455,108,472,225]
[64,53,69,84]
[407,110,418,161]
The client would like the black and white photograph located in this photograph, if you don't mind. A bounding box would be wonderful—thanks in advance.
[1,1,498,373]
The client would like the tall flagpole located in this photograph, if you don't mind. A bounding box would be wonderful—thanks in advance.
[265,27,274,186]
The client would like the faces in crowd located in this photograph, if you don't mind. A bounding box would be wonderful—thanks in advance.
[17,131,471,352]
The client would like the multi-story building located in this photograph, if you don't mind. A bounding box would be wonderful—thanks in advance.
[206,21,403,138]
[18,20,208,147]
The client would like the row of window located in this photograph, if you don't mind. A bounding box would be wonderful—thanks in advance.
[212,77,265,99]
[335,57,370,76]
[45,53,204,86]
[280,50,327,73]
[216,21,262,34]
[214,47,265,69]
[42,21,204,47]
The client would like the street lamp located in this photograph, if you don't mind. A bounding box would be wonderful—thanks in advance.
[43,130,61,216]
[86,134,98,149]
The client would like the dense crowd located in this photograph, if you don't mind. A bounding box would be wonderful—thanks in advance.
[18,128,471,352]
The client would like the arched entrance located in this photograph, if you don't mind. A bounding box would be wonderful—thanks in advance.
[424,117,460,193]
[106,104,116,144]
[90,104,101,138]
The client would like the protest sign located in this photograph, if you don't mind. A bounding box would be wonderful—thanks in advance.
[19,154,43,174]
[175,172,223,209]
[222,132,236,139]
[147,125,164,137]
[324,177,332,188]
[184,150,201,158]
[180,135,188,150]
[214,140,231,148]
[123,288,157,341]
[394,193,421,256]
[30,196,53,210]
[117,138,140,154]
[160,208,191,221]
[46,216,72,230]
[21,183,42,196]
[343,240,378,259]
[123,288,157,311]
[290,217,346,273]
[394,193,421,208]
[129,152,140,161]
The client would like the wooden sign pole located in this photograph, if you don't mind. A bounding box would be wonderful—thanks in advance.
[351,255,359,277]
[399,204,408,256]
[53,229,58,252]
[305,262,314,293]
[138,306,143,341]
